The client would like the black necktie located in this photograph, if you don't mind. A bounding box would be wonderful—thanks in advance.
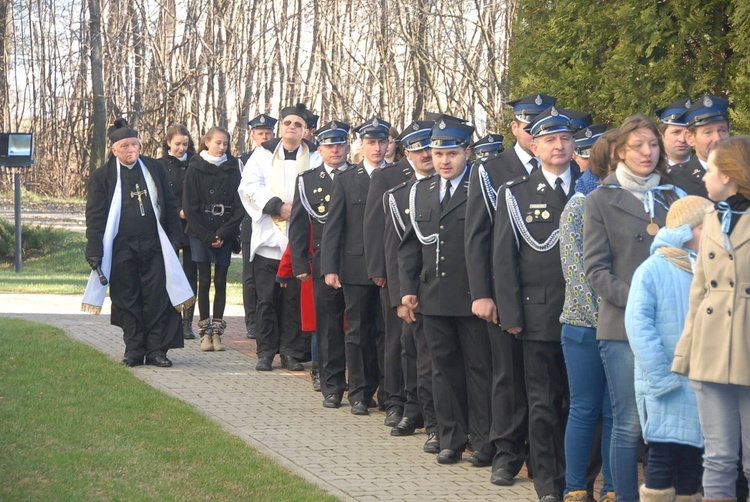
[529,158,539,173]
[554,177,567,202]
[441,184,452,211]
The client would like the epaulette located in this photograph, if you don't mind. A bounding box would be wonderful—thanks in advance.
[298,165,318,178]
[502,175,529,189]
[337,165,358,177]
[387,180,409,195]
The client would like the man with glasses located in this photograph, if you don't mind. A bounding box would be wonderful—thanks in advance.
[239,103,322,372]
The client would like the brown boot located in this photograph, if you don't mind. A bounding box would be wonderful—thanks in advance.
[198,318,213,352]
[211,319,226,351]
[639,485,675,502]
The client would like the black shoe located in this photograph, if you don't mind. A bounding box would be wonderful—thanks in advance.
[436,449,462,464]
[310,367,321,392]
[490,468,514,486]
[467,451,492,467]
[539,495,562,502]
[281,355,304,371]
[384,408,403,427]
[122,356,143,367]
[323,394,341,409]
[351,401,369,415]
[246,328,256,339]
[391,416,421,437]
[366,398,378,409]
[255,356,273,371]
[145,356,173,367]
[423,432,440,454]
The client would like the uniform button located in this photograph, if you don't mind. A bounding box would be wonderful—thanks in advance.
[729,280,734,287]
[170,182,174,186]
[729,254,734,260]
[710,280,718,288]
[728,309,732,316]
[209,189,215,194]
[709,252,715,259]
[440,272,446,277]
[440,225,444,230]
[706,307,713,314]
[440,241,445,246]
[440,256,445,261]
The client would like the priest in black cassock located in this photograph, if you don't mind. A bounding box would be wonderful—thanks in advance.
[83,118,194,368]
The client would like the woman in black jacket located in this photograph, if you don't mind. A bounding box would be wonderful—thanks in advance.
[161,124,197,339]
[183,126,243,351]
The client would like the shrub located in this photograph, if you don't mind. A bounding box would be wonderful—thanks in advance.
[0,218,70,261]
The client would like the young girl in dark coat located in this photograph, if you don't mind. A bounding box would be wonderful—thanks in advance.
[161,124,197,339]
[183,126,244,351]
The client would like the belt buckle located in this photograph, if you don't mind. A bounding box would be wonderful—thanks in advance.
[211,204,224,216]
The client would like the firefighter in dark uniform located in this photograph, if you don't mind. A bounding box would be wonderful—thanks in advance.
[321,117,390,415]
[399,119,493,466]
[465,93,556,486]
[655,98,693,169]
[472,133,504,162]
[671,94,730,199]
[364,131,415,427]
[240,113,277,338]
[492,106,581,501]
[383,120,439,454]
[289,120,351,408]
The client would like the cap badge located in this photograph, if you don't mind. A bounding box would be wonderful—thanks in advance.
[685,99,692,108]
[585,128,593,138]
[550,107,559,117]
[488,135,494,142]
[331,121,337,129]
[259,115,266,123]
[704,96,713,108]
[535,95,543,106]
[372,118,380,127]
[413,123,419,131]
[438,119,446,130]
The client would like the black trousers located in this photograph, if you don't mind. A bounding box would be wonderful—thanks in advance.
[489,322,530,475]
[252,254,305,359]
[242,241,257,334]
[423,314,492,455]
[110,234,182,359]
[522,339,568,498]
[402,313,437,433]
[342,283,380,405]
[314,277,346,398]
[380,287,405,413]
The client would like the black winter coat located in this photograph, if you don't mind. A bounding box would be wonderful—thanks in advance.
[183,154,244,245]
[161,152,193,246]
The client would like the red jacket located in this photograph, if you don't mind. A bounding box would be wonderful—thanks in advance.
[277,232,315,332]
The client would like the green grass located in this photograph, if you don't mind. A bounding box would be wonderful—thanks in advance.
[0,318,337,501]
[0,189,86,209]
[0,226,244,304]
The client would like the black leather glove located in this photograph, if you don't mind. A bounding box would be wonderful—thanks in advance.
[86,256,101,271]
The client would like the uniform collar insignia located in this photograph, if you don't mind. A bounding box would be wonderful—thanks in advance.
[537,182,546,193]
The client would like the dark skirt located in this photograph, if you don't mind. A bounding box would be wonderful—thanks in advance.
[189,236,233,266]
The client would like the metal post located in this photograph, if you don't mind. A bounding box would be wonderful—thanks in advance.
[14,171,22,273]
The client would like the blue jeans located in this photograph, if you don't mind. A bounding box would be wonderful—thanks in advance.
[599,339,641,502]
[646,442,703,494]
[691,380,750,498]
[562,324,614,496]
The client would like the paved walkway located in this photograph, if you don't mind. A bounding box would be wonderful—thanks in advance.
[0,293,538,501]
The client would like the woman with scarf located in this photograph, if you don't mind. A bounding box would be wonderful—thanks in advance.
[673,136,750,502]
[183,126,244,352]
[626,196,713,502]
[559,128,618,502]
[161,124,197,339]
[583,114,684,502]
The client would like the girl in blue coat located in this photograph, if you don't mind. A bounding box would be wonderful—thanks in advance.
[625,195,713,502]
